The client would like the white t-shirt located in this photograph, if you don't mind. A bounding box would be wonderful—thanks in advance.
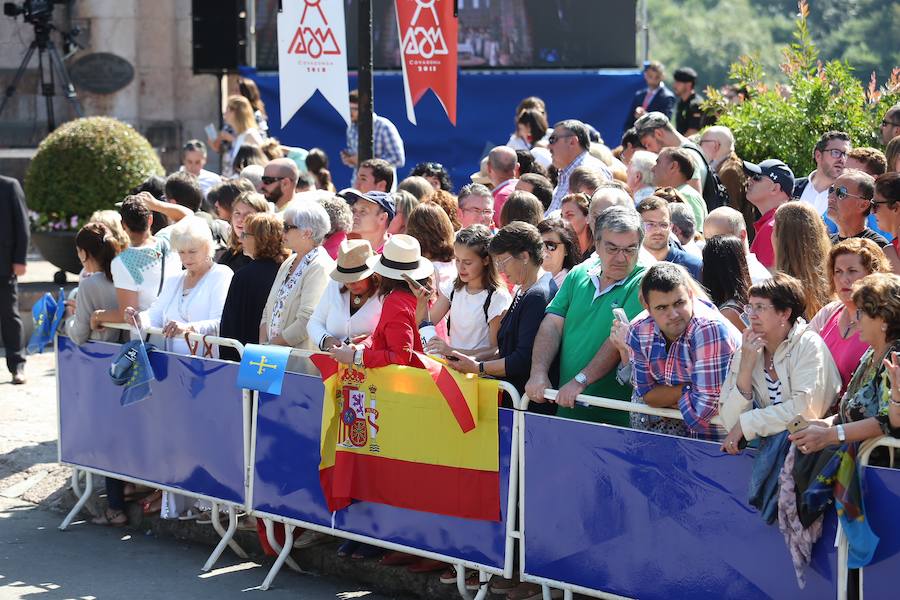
[439,281,512,350]
[110,239,182,311]
[798,170,829,216]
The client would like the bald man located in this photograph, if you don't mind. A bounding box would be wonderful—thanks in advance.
[261,158,301,212]
[487,145,519,227]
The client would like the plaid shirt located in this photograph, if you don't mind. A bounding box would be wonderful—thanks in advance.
[626,298,740,441]
[346,113,406,169]
[549,152,611,214]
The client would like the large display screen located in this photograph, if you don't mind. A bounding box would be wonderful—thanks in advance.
[254,0,637,71]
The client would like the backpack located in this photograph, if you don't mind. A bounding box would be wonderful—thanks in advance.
[446,287,495,335]
[682,143,730,211]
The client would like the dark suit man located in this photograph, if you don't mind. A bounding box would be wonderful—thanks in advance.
[0,175,29,384]
[624,61,677,130]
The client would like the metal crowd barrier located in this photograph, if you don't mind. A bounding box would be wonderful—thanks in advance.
[518,389,840,600]
[58,329,900,599]
[56,324,251,572]
[250,348,522,597]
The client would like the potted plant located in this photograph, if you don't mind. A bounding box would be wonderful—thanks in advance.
[25,116,164,281]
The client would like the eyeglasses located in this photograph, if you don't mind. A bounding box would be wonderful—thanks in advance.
[870,199,894,213]
[543,240,560,251]
[602,243,639,258]
[548,133,575,145]
[240,232,254,240]
[882,119,900,128]
[743,303,774,316]
[462,206,494,217]
[493,255,517,270]
[828,185,869,201]
[642,220,671,231]
[261,175,286,185]
[283,223,298,233]
[824,149,848,160]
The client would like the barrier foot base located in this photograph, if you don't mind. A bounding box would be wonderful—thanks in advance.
[59,469,92,531]
[457,565,492,600]
[203,504,247,571]
[260,523,295,590]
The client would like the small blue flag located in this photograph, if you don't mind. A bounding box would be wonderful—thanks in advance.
[237,344,291,395]
[49,287,66,336]
[111,340,157,406]
[27,292,57,354]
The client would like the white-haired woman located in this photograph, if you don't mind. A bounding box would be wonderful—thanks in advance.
[260,201,334,360]
[124,216,233,519]
[126,216,234,355]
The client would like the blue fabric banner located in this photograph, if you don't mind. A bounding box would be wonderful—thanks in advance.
[241,68,643,191]
[237,343,292,395]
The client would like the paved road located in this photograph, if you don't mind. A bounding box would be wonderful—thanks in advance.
[0,497,390,600]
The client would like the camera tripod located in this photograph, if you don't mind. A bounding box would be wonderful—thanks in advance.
[0,20,83,132]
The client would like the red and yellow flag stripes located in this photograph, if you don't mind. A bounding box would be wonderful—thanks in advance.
[311,355,501,521]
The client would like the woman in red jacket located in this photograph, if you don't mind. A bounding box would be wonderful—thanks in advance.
[331,234,433,369]
[329,233,433,560]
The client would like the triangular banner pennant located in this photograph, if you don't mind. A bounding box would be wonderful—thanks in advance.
[277,0,351,126]
[395,0,458,125]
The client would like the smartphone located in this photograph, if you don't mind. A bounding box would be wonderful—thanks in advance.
[204,123,218,140]
[786,415,809,434]
[402,273,424,291]
[612,307,629,325]
[740,311,751,327]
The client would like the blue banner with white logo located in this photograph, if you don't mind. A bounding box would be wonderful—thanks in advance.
[237,343,291,395]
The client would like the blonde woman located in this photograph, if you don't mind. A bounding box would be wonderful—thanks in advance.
[221,95,264,177]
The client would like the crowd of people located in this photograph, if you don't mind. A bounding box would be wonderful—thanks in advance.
[43,71,900,598]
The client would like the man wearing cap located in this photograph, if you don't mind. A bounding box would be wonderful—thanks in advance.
[633,111,708,196]
[487,146,519,227]
[672,67,704,136]
[344,189,395,254]
[743,158,795,271]
[624,61,677,130]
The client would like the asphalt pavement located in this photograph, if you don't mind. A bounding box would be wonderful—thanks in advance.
[0,496,390,600]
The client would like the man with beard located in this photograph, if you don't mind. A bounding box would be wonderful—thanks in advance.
[260,158,300,212]
[793,131,850,226]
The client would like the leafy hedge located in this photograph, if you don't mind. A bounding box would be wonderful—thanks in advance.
[704,0,899,176]
[25,116,163,219]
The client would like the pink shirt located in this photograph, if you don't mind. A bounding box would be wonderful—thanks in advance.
[750,208,777,269]
[492,179,518,227]
[819,305,869,392]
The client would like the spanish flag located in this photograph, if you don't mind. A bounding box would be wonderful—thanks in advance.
[311,355,501,521]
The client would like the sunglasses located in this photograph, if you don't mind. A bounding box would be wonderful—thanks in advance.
[548,133,575,145]
[828,185,869,201]
[283,223,298,233]
[543,240,560,251]
[416,161,444,172]
[261,175,286,185]
[870,199,894,213]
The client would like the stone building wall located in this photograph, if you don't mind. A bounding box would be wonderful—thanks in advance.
[0,0,223,175]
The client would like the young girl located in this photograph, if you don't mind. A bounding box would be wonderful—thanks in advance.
[415,225,512,359]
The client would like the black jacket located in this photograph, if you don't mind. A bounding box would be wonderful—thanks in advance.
[218,257,282,361]
[0,176,29,280]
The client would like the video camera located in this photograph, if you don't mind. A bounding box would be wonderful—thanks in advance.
[3,0,68,25]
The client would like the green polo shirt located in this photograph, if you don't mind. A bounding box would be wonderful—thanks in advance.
[676,183,708,233]
[545,258,645,425]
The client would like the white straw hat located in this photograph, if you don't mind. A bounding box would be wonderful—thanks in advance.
[372,234,434,281]
[330,239,379,284]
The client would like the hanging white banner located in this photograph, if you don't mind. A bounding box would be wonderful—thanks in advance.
[277,0,351,126]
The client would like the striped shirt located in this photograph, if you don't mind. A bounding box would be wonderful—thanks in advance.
[346,113,406,169]
[548,152,611,214]
[764,370,783,406]
[627,297,741,441]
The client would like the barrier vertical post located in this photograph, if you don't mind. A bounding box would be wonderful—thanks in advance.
[59,470,92,530]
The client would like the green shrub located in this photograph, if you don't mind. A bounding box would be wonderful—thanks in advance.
[24,116,163,224]
[704,0,900,176]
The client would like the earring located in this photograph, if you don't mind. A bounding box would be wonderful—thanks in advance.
[882,324,888,332]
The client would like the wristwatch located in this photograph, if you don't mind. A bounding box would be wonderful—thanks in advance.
[574,372,588,386]
[478,361,485,374]
[836,424,846,443]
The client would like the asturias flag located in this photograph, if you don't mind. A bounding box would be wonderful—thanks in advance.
[311,355,501,521]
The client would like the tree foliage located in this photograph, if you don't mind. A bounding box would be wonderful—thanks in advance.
[25,117,163,220]
[704,0,900,175]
